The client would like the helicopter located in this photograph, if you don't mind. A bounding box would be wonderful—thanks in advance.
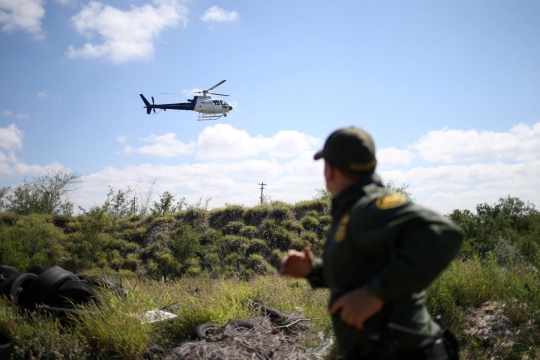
[139,80,233,121]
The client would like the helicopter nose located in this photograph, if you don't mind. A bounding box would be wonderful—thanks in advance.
[229,106,233,110]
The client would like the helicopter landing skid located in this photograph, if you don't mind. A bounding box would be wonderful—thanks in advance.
[198,113,223,121]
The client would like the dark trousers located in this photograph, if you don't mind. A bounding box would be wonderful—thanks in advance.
[346,338,451,360]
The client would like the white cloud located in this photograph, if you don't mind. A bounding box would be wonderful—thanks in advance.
[76,153,324,212]
[0,124,64,179]
[55,0,75,5]
[119,133,195,157]
[2,110,29,119]
[376,147,415,167]
[0,124,24,150]
[37,90,61,99]
[195,124,321,160]
[413,123,540,163]
[200,6,238,22]
[66,0,188,64]
[0,0,45,39]
[2,123,540,216]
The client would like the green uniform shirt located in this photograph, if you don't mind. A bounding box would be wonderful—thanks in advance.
[307,174,463,357]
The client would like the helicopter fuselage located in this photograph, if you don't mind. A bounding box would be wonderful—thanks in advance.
[139,95,233,115]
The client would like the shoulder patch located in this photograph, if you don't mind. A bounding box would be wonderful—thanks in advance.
[334,214,350,243]
[375,194,407,210]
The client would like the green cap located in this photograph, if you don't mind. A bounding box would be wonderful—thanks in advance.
[314,126,377,172]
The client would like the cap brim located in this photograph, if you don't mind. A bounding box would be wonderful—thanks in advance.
[314,150,324,160]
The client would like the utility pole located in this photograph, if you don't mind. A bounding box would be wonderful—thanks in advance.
[258,182,267,204]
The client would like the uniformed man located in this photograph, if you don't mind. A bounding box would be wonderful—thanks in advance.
[280,126,463,360]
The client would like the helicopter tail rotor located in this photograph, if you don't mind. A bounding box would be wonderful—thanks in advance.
[139,94,156,114]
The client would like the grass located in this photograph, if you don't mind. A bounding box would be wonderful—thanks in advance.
[1,257,539,358]
[2,198,540,358]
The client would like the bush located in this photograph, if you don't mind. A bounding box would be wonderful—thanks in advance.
[243,204,272,225]
[239,225,258,239]
[301,215,320,231]
[246,238,270,257]
[293,199,330,219]
[281,219,304,234]
[269,202,292,221]
[223,204,245,221]
[223,220,245,235]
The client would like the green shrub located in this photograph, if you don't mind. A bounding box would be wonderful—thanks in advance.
[200,228,223,245]
[0,214,66,271]
[301,215,320,231]
[243,204,272,225]
[223,204,245,220]
[223,235,250,254]
[170,224,200,263]
[319,214,332,226]
[239,225,258,239]
[0,212,19,225]
[247,238,271,257]
[270,202,292,220]
[281,219,304,234]
[293,199,330,219]
[223,220,245,235]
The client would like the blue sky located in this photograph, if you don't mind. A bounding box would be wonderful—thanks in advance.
[1,0,539,214]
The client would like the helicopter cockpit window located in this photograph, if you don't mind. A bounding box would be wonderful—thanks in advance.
[213,100,220,105]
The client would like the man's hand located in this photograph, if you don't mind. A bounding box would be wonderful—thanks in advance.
[329,286,384,329]
[280,246,314,278]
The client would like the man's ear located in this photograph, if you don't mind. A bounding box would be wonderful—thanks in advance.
[325,161,337,180]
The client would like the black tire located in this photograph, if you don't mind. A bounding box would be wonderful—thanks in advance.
[81,275,126,299]
[195,323,220,340]
[225,320,254,331]
[256,303,283,320]
[26,265,45,275]
[46,279,97,308]
[0,273,37,301]
[24,266,78,308]
[0,265,18,279]
[0,333,14,357]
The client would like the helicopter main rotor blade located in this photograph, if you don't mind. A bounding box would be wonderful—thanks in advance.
[206,80,226,91]
[208,92,229,96]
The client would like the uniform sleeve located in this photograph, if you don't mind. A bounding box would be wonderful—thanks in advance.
[305,257,326,288]
[367,211,463,302]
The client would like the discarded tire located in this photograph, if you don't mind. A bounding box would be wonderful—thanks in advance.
[0,272,38,301]
[23,266,78,308]
[225,320,254,331]
[0,333,14,357]
[80,275,126,299]
[46,279,97,308]
[195,323,220,340]
[26,265,45,275]
[256,303,283,320]
[0,265,18,279]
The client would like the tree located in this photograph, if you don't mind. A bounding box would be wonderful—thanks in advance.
[314,187,332,202]
[314,181,413,202]
[33,169,82,214]
[4,169,82,215]
[151,191,176,216]
[385,180,414,201]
